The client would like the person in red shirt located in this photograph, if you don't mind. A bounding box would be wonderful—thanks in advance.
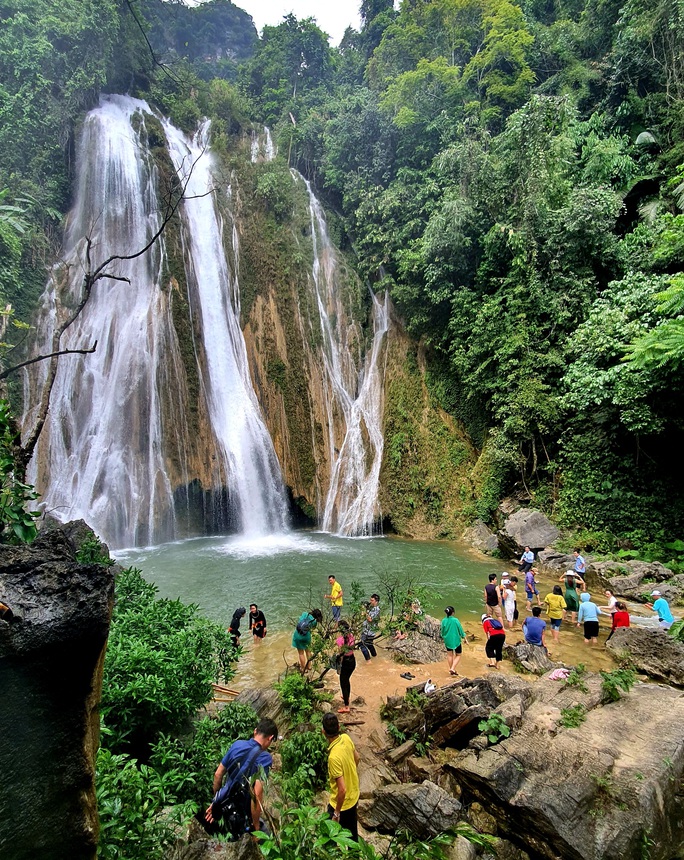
[606,601,630,641]
[481,613,506,668]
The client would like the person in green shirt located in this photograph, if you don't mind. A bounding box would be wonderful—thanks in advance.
[440,606,467,675]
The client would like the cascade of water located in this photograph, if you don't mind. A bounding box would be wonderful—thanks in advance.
[250,127,276,163]
[24,95,184,547]
[164,121,288,536]
[297,173,390,536]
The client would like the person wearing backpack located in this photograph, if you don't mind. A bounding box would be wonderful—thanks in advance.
[292,608,323,671]
[203,717,278,838]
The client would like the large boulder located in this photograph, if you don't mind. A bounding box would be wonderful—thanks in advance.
[385,615,444,664]
[168,825,261,860]
[360,780,462,838]
[536,549,576,570]
[0,524,116,860]
[357,744,397,799]
[606,627,684,686]
[462,520,498,554]
[500,510,559,555]
[502,643,562,675]
[447,681,684,860]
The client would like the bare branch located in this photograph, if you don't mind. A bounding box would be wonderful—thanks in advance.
[0,343,97,381]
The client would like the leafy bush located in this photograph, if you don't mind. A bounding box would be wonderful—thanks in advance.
[275,672,321,725]
[600,668,637,703]
[149,702,258,804]
[96,748,196,860]
[563,663,589,693]
[478,713,511,744]
[0,399,39,544]
[76,535,114,565]
[101,567,238,753]
[277,730,328,804]
[559,704,587,728]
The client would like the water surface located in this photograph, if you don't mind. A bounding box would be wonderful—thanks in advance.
[115,531,504,631]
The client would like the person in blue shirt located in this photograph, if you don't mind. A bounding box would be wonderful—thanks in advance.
[205,717,278,834]
[577,592,602,645]
[518,546,535,573]
[646,590,674,629]
[573,550,586,576]
[522,606,546,648]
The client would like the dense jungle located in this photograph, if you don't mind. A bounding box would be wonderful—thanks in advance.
[1,0,684,559]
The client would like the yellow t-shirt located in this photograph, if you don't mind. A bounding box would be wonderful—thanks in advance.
[544,593,567,619]
[328,734,359,811]
[330,581,343,607]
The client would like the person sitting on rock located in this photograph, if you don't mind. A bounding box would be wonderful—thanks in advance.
[394,596,422,640]
[517,546,535,573]
[522,606,547,649]
[645,590,674,630]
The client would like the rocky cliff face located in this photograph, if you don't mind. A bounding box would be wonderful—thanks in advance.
[0,522,115,860]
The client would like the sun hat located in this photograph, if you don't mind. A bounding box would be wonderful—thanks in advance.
[651,590,661,596]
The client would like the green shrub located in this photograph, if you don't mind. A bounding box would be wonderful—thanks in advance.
[0,399,39,544]
[278,730,328,804]
[478,713,511,744]
[149,702,258,804]
[563,663,589,693]
[600,668,637,703]
[76,536,114,565]
[275,672,321,725]
[101,567,238,753]
[559,704,587,728]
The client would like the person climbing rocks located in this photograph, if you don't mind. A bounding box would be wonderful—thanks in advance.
[484,573,503,620]
[544,585,567,642]
[325,575,344,625]
[248,603,267,644]
[335,620,356,713]
[359,593,380,660]
[481,612,506,668]
[228,607,246,647]
[292,608,323,671]
[577,592,602,645]
[322,712,360,841]
[646,590,674,629]
[203,717,278,837]
[440,606,467,675]
[522,606,547,649]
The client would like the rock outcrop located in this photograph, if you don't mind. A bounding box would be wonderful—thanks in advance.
[168,824,261,860]
[606,627,684,686]
[447,679,684,860]
[499,510,559,555]
[462,520,498,553]
[359,780,462,838]
[503,642,562,675]
[0,524,116,860]
[384,615,445,664]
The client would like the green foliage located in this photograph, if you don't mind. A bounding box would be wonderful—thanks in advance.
[277,730,328,804]
[101,567,238,752]
[478,713,511,744]
[0,400,39,544]
[75,536,114,565]
[559,704,587,728]
[563,663,589,693]
[600,668,637,703]
[275,672,321,725]
[96,748,197,860]
[149,702,258,804]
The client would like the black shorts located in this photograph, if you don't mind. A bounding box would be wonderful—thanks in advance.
[447,644,462,654]
[583,621,599,640]
[252,627,265,638]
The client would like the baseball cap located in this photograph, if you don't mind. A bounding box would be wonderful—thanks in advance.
[651,590,661,596]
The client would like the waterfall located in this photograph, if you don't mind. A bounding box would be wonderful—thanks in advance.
[297,174,390,536]
[25,95,288,546]
[250,127,276,163]
[163,121,288,536]
[24,95,183,548]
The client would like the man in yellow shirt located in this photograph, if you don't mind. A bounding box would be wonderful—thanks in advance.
[325,575,344,624]
[322,712,359,841]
